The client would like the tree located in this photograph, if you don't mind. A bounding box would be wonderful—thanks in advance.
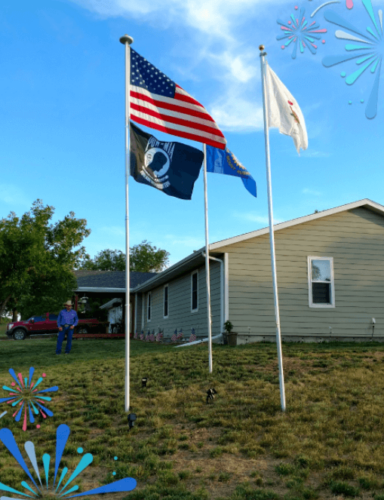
[130,240,169,272]
[79,241,169,273]
[0,200,90,319]
[80,249,126,271]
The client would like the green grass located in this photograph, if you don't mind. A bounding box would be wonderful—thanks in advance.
[2,339,384,499]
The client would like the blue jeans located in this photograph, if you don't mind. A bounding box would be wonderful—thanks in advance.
[56,326,74,354]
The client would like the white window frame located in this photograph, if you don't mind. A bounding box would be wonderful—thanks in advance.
[307,256,335,308]
[163,284,169,319]
[147,292,152,321]
[191,270,199,313]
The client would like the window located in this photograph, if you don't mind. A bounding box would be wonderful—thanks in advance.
[147,292,151,321]
[163,285,169,318]
[308,257,335,308]
[191,271,198,312]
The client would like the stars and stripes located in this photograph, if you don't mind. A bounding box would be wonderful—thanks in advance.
[189,329,197,343]
[130,49,226,150]
[156,331,163,343]
[176,330,183,341]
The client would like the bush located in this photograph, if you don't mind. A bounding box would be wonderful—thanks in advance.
[330,467,355,480]
[275,464,296,476]
[209,447,223,458]
[218,472,231,482]
[330,482,359,497]
[358,476,379,490]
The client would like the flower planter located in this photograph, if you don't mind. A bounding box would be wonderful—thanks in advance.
[227,332,238,347]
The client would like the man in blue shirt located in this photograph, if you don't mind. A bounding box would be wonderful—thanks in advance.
[56,300,79,355]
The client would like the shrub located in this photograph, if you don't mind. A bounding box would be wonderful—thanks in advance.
[209,447,223,458]
[330,466,355,480]
[178,470,192,480]
[275,464,296,476]
[358,476,379,490]
[218,472,231,482]
[330,482,359,497]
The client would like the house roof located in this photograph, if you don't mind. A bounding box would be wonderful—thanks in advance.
[210,198,384,251]
[134,198,384,293]
[74,270,157,292]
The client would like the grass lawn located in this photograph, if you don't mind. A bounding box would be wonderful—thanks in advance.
[1,339,384,500]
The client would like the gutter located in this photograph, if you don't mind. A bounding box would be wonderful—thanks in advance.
[76,287,126,293]
[133,249,205,293]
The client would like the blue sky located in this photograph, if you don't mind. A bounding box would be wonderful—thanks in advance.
[0,0,382,265]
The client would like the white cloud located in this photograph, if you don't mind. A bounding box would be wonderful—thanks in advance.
[164,234,204,248]
[302,188,322,196]
[302,150,330,158]
[234,212,283,224]
[69,0,278,132]
[70,0,260,38]
[0,184,30,207]
[210,85,264,131]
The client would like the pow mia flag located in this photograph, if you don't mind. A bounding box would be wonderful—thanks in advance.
[130,122,204,200]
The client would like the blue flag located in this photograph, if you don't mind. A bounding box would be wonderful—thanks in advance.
[206,146,257,197]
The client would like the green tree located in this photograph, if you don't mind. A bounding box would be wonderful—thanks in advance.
[130,240,169,272]
[81,249,126,271]
[0,200,90,319]
[80,241,169,273]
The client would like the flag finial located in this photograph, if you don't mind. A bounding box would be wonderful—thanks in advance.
[259,45,265,51]
[120,34,134,45]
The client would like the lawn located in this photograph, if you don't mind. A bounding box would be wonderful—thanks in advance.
[1,339,384,500]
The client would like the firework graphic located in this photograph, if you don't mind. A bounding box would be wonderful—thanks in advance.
[0,424,137,499]
[277,6,327,58]
[0,368,58,431]
[322,0,383,119]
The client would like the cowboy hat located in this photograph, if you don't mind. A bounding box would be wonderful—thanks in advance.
[63,300,73,306]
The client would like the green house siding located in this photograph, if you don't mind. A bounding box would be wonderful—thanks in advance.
[218,207,384,341]
[139,260,222,338]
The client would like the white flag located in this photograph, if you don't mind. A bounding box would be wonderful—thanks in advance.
[265,63,308,154]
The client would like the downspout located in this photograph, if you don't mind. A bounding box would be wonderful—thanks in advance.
[202,252,224,336]
[134,293,138,333]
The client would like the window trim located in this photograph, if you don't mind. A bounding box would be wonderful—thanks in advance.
[191,270,199,313]
[163,284,169,319]
[147,292,152,322]
[307,256,335,308]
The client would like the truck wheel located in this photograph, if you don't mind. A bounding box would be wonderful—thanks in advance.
[13,329,26,340]
[77,327,88,334]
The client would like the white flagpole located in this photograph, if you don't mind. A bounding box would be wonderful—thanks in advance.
[203,144,213,373]
[259,45,286,411]
[120,34,134,412]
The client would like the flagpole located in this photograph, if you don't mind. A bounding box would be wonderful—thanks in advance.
[120,34,134,413]
[259,45,286,412]
[203,144,213,373]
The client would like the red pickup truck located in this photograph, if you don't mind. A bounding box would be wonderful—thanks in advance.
[6,313,102,340]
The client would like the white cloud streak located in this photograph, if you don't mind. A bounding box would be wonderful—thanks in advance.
[234,212,283,224]
[302,188,322,196]
[0,184,30,207]
[68,0,281,131]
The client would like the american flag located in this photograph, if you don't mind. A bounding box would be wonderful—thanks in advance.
[189,329,197,342]
[134,331,138,339]
[171,332,177,343]
[176,330,183,341]
[156,332,163,342]
[140,331,144,341]
[130,49,226,150]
